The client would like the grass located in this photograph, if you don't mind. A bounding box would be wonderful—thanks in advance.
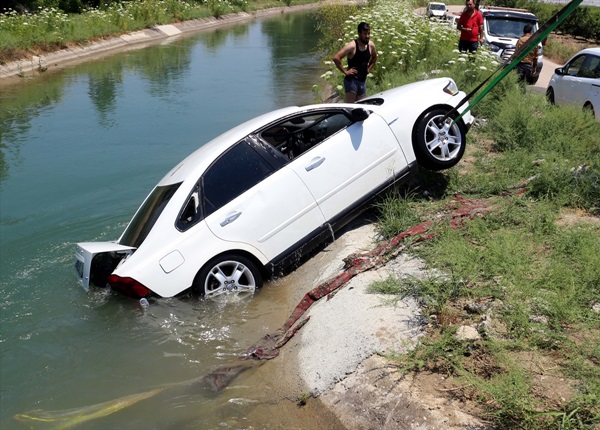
[369,86,600,429]
[314,2,600,429]
[312,1,600,428]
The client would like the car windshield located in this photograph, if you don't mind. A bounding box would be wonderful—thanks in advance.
[431,4,445,10]
[119,183,181,248]
[487,17,536,38]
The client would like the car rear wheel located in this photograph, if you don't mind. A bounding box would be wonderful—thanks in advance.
[413,108,466,171]
[546,87,555,104]
[193,254,262,298]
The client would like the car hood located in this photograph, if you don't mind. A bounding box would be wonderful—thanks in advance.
[361,78,465,120]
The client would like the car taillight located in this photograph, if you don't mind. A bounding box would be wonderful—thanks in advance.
[107,275,153,299]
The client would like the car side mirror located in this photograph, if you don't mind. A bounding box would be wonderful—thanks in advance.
[351,108,369,122]
[554,67,565,76]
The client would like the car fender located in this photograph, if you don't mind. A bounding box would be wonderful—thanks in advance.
[112,221,268,298]
[379,98,471,166]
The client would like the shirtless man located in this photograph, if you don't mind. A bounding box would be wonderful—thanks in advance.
[332,22,378,103]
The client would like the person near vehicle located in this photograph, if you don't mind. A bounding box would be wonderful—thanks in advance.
[456,0,484,53]
[514,24,538,83]
[332,22,378,103]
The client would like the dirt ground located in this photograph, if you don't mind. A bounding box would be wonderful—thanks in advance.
[283,210,588,430]
[281,219,491,430]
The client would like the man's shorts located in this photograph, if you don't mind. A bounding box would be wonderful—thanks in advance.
[344,76,367,97]
[458,40,479,53]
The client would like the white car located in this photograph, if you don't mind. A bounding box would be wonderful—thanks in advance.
[75,78,474,300]
[546,47,600,121]
[426,2,447,18]
[480,7,543,84]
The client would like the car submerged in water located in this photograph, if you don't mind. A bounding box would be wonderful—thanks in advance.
[75,78,474,301]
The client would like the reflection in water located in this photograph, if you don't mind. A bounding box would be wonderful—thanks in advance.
[0,79,66,186]
[88,67,124,128]
[135,43,193,98]
[263,12,327,106]
[0,10,327,429]
[204,24,250,52]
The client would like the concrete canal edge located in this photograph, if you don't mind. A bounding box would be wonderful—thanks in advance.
[278,216,490,429]
[0,3,322,81]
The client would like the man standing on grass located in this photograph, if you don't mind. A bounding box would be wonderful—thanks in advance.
[457,0,484,53]
[332,22,378,103]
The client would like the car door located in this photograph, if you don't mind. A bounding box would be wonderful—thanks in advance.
[202,139,326,260]
[555,54,588,105]
[571,54,600,106]
[284,109,406,221]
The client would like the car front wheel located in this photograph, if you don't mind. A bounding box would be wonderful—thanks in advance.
[546,87,555,104]
[413,108,466,171]
[193,254,262,298]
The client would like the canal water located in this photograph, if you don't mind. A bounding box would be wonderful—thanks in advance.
[0,10,343,429]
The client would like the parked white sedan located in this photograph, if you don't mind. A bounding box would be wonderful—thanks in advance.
[546,47,600,121]
[75,78,474,300]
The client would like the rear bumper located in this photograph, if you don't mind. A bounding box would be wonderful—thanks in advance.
[75,242,135,291]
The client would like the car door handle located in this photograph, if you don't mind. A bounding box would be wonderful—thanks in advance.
[220,211,241,227]
[305,157,325,171]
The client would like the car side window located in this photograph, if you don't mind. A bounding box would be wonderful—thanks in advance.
[578,54,600,79]
[259,112,352,161]
[176,184,201,230]
[565,55,586,77]
[202,141,274,217]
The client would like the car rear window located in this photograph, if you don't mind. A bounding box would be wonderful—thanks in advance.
[119,183,181,248]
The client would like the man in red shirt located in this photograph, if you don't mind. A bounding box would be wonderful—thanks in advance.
[457,0,484,53]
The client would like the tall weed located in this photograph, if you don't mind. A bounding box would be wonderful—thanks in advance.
[479,83,600,211]
[316,0,498,97]
[375,190,422,239]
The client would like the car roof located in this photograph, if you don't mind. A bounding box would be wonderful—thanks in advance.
[157,106,299,186]
[481,9,538,21]
[575,47,600,56]
[156,77,455,188]
[156,102,360,186]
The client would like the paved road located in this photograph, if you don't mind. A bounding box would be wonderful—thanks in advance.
[533,56,560,93]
